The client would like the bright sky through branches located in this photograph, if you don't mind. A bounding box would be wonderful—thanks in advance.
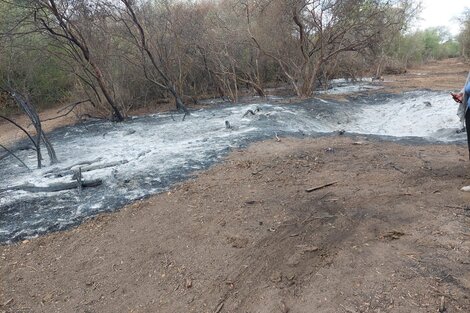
[417,0,467,36]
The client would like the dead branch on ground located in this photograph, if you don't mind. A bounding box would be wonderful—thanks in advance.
[0,178,103,194]
[0,143,31,170]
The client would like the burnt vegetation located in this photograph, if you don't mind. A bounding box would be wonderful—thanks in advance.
[0,0,468,167]
[0,0,467,173]
[0,0,467,119]
[0,0,470,136]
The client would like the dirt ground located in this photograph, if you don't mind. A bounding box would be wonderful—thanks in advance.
[383,58,469,92]
[0,107,77,146]
[1,59,470,313]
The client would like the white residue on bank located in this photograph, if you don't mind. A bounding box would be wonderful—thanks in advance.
[0,88,465,242]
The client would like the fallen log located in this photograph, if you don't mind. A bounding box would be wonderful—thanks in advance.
[43,157,103,177]
[78,160,128,173]
[242,107,260,118]
[0,178,102,193]
[45,159,127,178]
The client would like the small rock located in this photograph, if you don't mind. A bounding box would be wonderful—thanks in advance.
[270,271,282,283]
[295,244,319,252]
[439,296,446,313]
[185,278,192,288]
[461,185,470,192]
[287,252,302,266]
[302,245,319,252]
[381,230,405,240]
[280,300,290,313]
[42,293,53,303]
[285,271,296,281]
[226,236,249,248]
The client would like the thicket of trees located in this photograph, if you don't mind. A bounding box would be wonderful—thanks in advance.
[0,0,469,120]
[458,9,470,58]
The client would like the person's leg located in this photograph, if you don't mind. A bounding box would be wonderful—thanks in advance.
[466,110,470,159]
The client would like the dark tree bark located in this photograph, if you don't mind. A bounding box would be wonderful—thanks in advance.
[0,178,102,193]
[3,87,58,168]
[0,143,30,170]
[34,0,125,121]
[120,0,189,115]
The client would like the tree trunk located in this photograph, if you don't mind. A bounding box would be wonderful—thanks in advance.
[35,0,125,122]
[41,132,58,164]
[300,59,321,98]
[89,62,124,121]
[168,85,189,115]
[6,88,58,167]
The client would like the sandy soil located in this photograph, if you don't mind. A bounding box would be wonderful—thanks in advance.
[1,59,470,313]
[0,107,77,146]
[383,58,469,92]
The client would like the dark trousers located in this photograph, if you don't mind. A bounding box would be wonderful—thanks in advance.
[466,109,470,159]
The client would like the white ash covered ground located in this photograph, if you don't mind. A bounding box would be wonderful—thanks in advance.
[0,89,465,243]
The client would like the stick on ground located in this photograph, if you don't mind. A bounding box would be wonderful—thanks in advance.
[305,181,338,193]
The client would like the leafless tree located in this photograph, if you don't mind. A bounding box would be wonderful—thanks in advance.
[117,0,189,114]
[0,0,421,115]
[246,0,415,97]
[0,87,58,168]
[31,0,125,121]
